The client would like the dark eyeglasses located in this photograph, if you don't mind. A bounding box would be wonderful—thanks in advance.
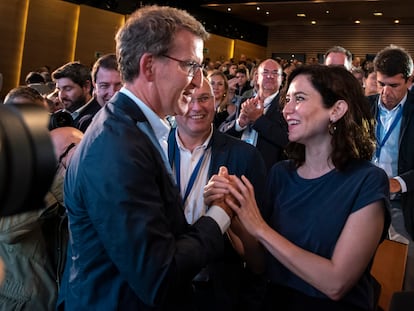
[162,54,202,77]
[260,70,282,77]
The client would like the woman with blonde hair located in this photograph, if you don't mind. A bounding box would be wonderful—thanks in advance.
[208,70,237,129]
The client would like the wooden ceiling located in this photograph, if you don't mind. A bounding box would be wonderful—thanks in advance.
[200,0,414,26]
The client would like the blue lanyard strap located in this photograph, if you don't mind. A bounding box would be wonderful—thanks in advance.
[375,105,402,158]
[173,141,209,205]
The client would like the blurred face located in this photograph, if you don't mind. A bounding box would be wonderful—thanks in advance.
[155,29,204,116]
[46,90,64,112]
[364,71,378,96]
[283,74,332,145]
[175,80,215,141]
[352,71,364,87]
[209,74,226,102]
[257,60,282,94]
[94,67,122,107]
[325,52,350,70]
[236,72,247,87]
[229,65,237,75]
[376,72,410,110]
[56,78,90,112]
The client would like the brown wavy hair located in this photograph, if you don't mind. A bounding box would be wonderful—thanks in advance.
[280,64,376,171]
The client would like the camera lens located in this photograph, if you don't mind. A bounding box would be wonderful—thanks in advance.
[49,110,74,130]
[0,104,56,216]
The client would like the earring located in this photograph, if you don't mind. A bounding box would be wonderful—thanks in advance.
[328,120,337,136]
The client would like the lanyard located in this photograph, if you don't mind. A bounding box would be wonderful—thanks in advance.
[375,105,402,158]
[174,142,209,205]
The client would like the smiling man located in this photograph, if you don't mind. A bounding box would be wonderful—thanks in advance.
[91,53,122,107]
[223,58,289,170]
[59,6,235,311]
[169,77,267,311]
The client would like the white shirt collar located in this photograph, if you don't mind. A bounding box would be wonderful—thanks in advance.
[175,125,213,152]
[120,87,171,143]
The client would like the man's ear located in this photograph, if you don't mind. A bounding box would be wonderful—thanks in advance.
[140,53,155,81]
[330,99,348,122]
[84,80,92,94]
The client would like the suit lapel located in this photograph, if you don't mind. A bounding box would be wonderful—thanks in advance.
[113,92,175,182]
[208,129,229,178]
[400,91,414,142]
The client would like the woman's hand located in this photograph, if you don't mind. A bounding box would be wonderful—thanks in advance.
[225,175,266,238]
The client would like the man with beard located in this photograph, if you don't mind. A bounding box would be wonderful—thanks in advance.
[52,61,98,132]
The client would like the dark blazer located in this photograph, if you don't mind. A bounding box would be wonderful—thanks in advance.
[59,92,225,311]
[168,127,267,311]
[73,97,101,132]
[368,91,414,240]
[223,93,289,170]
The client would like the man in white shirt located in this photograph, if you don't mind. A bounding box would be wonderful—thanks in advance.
[224,58,289,170]
[169,77,267,311]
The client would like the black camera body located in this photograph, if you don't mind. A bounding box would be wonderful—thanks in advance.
[0,104,56,216]
[49,109,74,131]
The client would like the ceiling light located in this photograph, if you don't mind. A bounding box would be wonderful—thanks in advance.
[355,20,361,24]
[394,19,400,24]
[297,13,306,18]
[266,11,270,16]
[227,7,231,12]
[311,21,316,25]
[326,10,330,14]
[373,12,383,16]
[257,7,260,11]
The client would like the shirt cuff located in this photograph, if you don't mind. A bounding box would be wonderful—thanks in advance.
[206,205,231,234]
[394,176,407,193]
[235,119,247,132]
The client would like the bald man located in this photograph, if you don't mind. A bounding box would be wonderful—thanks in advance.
[50,126,83,173]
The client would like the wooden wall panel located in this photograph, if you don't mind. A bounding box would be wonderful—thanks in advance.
[205,35,267,64]
[21,0,78,84]
[0,0,28,98]
[75,5,125,68]
[205,34,234,63]
[267,24,414,62]
[234,39,267,62]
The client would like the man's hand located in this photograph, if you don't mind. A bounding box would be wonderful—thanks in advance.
[237,111,250,128]
[241,97,264,123]
[389,178,402,194]
[204,166,234,218]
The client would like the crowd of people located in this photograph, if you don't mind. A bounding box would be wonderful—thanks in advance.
[1,4,414,311]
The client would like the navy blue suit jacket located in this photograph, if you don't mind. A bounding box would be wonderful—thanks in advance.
[168,127,267,310]
[59,92,225,310]
[73,97,101,132]
[368,91,414,239]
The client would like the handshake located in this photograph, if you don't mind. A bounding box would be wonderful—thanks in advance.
[204,166,238,219]
[204,166,265,271]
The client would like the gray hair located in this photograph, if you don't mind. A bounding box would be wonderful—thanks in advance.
[115,5,209,83]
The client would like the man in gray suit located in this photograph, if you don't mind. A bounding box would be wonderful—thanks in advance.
[59,6,232,310]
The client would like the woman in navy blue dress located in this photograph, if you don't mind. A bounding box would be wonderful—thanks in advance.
[205,65,390,311]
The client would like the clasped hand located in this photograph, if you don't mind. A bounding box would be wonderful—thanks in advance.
[237,97,264,128]
[203,166,265,237]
